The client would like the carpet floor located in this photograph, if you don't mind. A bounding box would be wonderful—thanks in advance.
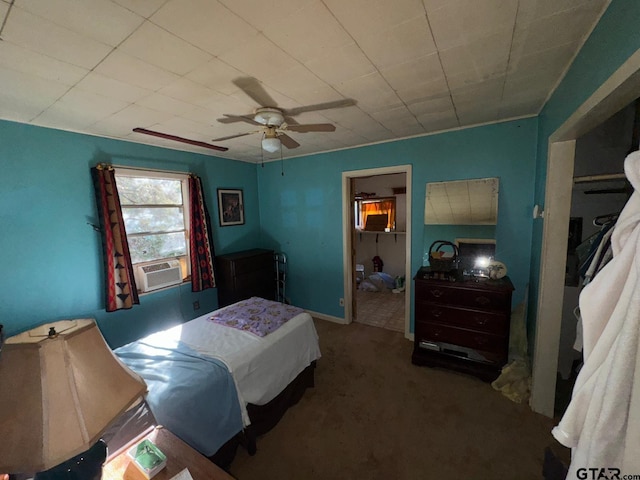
[229,318,557,480]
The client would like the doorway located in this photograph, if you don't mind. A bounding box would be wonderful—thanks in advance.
[530,50,640,417]
[342,165,412,339]
[554,104,636,416]
[353,172,407,332]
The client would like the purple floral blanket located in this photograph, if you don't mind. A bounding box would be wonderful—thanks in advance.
[209,297,305,337]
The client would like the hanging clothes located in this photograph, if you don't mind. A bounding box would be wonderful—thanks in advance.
[577,222,615,282]
[572,212,617,352]
[372,255,383,272]
[582,227,614,285]
[552,151,640,476]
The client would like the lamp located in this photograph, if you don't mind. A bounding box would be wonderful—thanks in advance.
[261,136,281,153]
[0,319,147,476]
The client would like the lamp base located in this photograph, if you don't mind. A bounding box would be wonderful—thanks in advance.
[34,440,107,480]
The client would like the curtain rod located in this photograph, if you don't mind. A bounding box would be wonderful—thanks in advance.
[573,173,626,184]
[100,163,194,176]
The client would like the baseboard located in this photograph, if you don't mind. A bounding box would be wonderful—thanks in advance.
[305,310,347,325]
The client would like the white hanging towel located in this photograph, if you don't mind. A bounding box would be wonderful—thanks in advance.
[552,151,640,477]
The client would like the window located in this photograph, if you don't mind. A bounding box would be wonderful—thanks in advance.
[114,168,190,280]
[354,197,396,231]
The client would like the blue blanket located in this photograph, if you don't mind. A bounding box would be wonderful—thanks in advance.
[115,337,243,457]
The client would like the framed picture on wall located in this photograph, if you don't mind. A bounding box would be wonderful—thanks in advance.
[217,189,244,226]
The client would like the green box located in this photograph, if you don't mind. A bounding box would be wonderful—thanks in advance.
[127,439,167,479]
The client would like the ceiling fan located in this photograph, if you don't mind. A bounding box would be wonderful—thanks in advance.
[213,77,356,152]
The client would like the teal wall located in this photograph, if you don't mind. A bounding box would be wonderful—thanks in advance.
[528,0,640,343]
[257,118,538,328]
[6,0,635,349]
[0,120,260,347]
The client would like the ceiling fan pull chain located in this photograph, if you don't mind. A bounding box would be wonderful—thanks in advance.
[281,141,284,176]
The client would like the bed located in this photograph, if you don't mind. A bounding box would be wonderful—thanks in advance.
[112,297,321,466]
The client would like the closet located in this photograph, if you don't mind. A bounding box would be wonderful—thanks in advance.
[555,100,639,415]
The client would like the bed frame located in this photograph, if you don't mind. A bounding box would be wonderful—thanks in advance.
[210,361,316,468]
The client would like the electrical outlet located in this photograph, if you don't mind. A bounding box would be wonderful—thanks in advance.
[339,298,345,307]
[193,301,200,311]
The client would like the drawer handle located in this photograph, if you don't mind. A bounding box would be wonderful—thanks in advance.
[431,289,444,298]
[431,309,443,318]
[432,329,442,338]
[475,296,490,306]
[475,336,488,346]
[474,316,487,326]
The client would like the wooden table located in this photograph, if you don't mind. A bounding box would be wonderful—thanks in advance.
[102,426,236,480]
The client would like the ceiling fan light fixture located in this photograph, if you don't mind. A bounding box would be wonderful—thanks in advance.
[262,136,281,153]
[254,108,285,126]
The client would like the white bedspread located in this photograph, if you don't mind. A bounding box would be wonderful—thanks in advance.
[156,307,321,426]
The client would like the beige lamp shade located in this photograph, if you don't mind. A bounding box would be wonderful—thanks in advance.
[0,319,147,473]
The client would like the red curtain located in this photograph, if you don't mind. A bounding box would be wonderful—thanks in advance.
[361,199,396,229]
[189,175,216,292]
[92,165,139,312]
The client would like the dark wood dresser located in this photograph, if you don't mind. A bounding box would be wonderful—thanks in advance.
[215,248,275,307]
[412,268,514,381]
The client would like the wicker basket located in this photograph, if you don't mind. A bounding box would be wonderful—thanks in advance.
[428,240,459,272]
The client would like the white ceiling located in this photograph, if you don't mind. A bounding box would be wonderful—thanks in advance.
[0,0,609,163]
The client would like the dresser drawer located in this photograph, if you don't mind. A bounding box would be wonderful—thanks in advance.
[412,275,513,380]
[235,269,275,300]
[415,301,508,336]
[416,322,505,354]
[415,281,510,311]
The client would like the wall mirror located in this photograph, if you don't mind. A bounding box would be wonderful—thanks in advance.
[424,177,499,225]
[423,177,499,270]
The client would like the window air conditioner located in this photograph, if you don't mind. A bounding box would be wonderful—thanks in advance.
[137,260,182,293]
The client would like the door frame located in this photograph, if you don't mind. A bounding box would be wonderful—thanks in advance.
[341,165,413,339]
[530,49,640,417]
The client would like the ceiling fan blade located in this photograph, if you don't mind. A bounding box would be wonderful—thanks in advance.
[132,128,228,152]
[233,77,278,108]
[216,114,260,125]
[283,99,356,117]
[283,116,299,125]
[212,131,256,142]
[286,123,336,133]
[278,133,300,149]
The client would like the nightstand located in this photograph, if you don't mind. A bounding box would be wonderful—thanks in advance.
[102,426,235,480]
